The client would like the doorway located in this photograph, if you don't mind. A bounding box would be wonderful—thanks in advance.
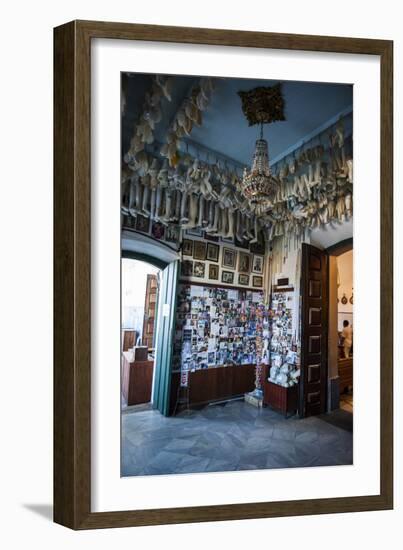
[327,239,353,413]
[121,258,161,410]
[299,240,353,417]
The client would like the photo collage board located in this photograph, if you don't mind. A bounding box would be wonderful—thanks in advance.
[268,291,299,381]
[173,283,270,386]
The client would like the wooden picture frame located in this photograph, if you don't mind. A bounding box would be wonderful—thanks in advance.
[252,254,264,274]
[221,270,235,284]
[193,240,207,260]
[222,246,237,269]
[209,263,219,280]
[238,273,250,286]
[238,251,252,274]
[206,242,220,262]
[54,20,393,530]
[193,261,205,278]
[252,275,263,288]
[182,239,193,256]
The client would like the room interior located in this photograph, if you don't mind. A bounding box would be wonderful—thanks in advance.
[120,73,353,476]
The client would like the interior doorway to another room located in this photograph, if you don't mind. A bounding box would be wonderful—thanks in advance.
[121,258,161,411]
[328,242,353,413]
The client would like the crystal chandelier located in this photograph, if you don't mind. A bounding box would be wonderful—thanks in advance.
[239,123,278,208]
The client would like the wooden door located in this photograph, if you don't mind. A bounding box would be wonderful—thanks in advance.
[153,260,179,416]
[299,243,329,417]
[142,274,158,349]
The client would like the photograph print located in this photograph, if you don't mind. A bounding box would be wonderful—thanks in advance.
[238,251,252,274]
[120,71,354,479]
[206,242,220,262]
[222,247,237,269]
[252,254,264,274]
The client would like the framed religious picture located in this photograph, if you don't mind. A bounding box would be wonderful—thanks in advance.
[252,275,263,288]
[206,243,219,262]
[209,263,219,280]
[135,214,150,233]
[238,251,252,274]
[181,260,193,277]
[222,247,237,269]
[151,221,165,240]
[252,254,264,274]
[221,270,234,284]
[193,261,205,278]
[193,240,207,261]
[165,224,180,244]
[55,20,392,530]
[182,239,193,256]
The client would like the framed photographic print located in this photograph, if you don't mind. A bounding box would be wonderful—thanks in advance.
[193,240,207,260]
[221,270,234,284]
[252,275,263,288]
[181,260,193,277]
[252,254,264,274]
[238,273,249,286]
[151,221,165,240]
[193,261,205,278]
[182,239,193,256]
[165,224,180,244]
[209,263,219,280]
[206,243,219,262]
[135,214,150,233]
[238,251,252,274]
[55,20,392,530]
[222,247,237,269]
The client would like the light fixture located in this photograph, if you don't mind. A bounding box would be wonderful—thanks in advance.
[239,123,278,209]
[237,84,285,212]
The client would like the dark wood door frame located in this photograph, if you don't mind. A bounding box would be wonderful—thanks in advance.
[326,237,353,257]
[299,243,329,418]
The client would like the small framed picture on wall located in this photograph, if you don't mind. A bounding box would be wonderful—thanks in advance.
[238,252,252,273]
[252,254,264,274]
[193,261,205,278]
[181,260,193,277]
[222,247,237,269]
[209,264,219,280]
[221,271,234,284]
[238,273,249,286]
[206,243,219,262]
[252,275,263,287]
[182,239,193,256]
[193,241,207,260]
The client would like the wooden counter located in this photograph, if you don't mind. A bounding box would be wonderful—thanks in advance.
[170,364,256,414]
[122,352,154,406]
[262,365,298,417]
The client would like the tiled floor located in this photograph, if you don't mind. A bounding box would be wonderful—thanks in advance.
[121,399,353,476]
[340,391,353,413]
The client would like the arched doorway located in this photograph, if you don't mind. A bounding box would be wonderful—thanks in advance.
[121,233,180,416]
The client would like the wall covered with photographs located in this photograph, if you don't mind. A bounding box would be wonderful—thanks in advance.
[173,284,270,386]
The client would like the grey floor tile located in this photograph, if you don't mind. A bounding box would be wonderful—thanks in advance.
[121,400,353,476]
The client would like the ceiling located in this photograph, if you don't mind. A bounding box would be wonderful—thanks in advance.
[122,73,352,166]
[310,219,353,249]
